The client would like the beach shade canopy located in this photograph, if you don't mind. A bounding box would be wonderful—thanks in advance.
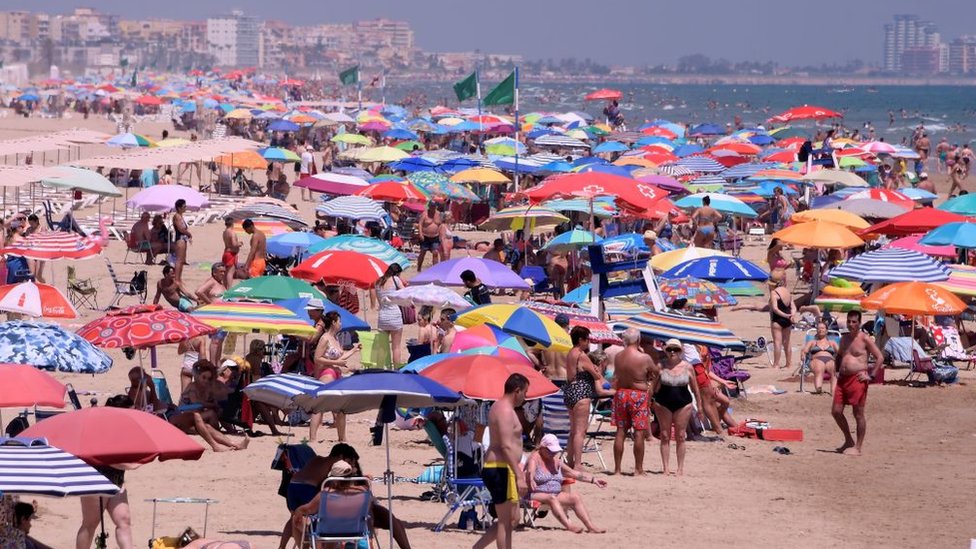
[769,105,842,123]
[259,147,301,162]
[40,167,122,197]
[192,301,316,336]
[919,222,976,249]
[77,304,216,349]
[449,323,533,364]
[792,209,870,230]
[585,88,622,101]
[773,220,864,249]
[291,250,389,289]
[0,437,120,497]
[661,256,769,282]
[479,207,569,231]
[0,365,65,408]
[521,172,667,213]
[835,198,909,219]
[673,193,757,218]
[541,229,602,252]
[800,169,868,188]
[295,172,370,195]
[0,282,76,318]
[650,246,730,272]
[215,150,267,170]
[307,370,462,414]
[356,180,427,203]
[127,185,209,212]
[0,231,102,262]
[520,301,621,344]
[421,355,558,400]
[860,281,966,316]
[934,265,976,297]
[657,278,737,308]
[384,284,470,310]
[106,132,156,148]
[450,168,510,184]
[409,257,530,290]
[453,303,572,352]
[223,276,326,302]
[317,195,388,221]
[266,232,326,258]
[829,248,950,284]
[308,235,410,269]
[242,373,328,412]
[845,189,915,210]
[861,208,970,237]
[939,194,976,217]
[227,203,308,229]
[21,407,205,466]
[0,321,112,373]
[885,234,957,258]
[612,310,745,350]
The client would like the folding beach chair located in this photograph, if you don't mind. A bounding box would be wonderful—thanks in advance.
[930,325,976,370]
[303,478,377,549]
[792,328,840,393]
[67,265,98,309]
[105,258,147,309]
[707,348,752,398]
[907,349,936,385]
[541,391,607,471]
[433,435,491,532]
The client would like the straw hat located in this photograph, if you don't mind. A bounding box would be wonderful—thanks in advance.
[329,460,354,478]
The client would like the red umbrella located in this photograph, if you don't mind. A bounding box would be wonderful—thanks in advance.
[77,304,216,349]
[845,188,914,210]
[0,364,65,408]
[21,407,205,466]
[522,172,667,214]
[0,282,77,318]
[420,355,558,400]
[584,89,622,101]
[763,150,797,163]
[135,95,161,106]
[859,207,970,237]
[356,181,427,203]
[769,105,842,123]
[291,250,389,289]
[641,127,677,139]
[0,231,102,261]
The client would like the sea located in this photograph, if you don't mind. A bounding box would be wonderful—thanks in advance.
[390,83,976,145]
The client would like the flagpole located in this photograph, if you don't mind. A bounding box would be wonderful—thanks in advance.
[475,68,483,148]
[381,72,386,105]
[513,65,520,192]
[357,65,362,111]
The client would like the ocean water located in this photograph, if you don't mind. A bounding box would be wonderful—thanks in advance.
[394,83,976,145]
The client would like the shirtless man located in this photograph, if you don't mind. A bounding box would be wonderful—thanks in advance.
[242,219,266,279]
[221,217,241,287]
[437,308,457,353]
[935,137,952,174]
[611,328,655,475]
[417,203,441,272]
[473,374,528,549]
[832,310,884,456]
[915,133,930,165]
[153,265,195,311]
[130,212,154,264]
[692,195,723,249]
[195,264,227,305]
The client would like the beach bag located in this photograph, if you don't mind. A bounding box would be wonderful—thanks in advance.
[928,365,958,384]
[394,276,416,325]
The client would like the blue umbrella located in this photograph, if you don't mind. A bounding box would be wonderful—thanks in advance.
[16,93,39,102]
[829,248,949,283]
[537,160,574,173]
[0,437,121,497]
[900,188,937,202]
[383,128,419,140]
[572,156,604,167]
[755,181,799,197]
[267,232,325,258]
[635,136,672,147]
[0,322,112,373]
[748,134,775,146]
[601,232,649,255]
[575,164,632,177]
[938,195,976,216]
[438,158,480,172]
[662,256,769,282]
[919,222,976,248]
[673,144,704,157]
[389,157,438,172]
[562,283,591,304]
[592,141,630,154]
[689,123,724,136]
[242,373,327,412]
[268,119,300,132]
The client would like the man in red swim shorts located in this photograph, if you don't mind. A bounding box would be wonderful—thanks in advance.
[221,217,241,287]
[611,328,655,475]
[833,310,884,456]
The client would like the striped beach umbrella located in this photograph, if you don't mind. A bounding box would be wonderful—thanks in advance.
[0,232,102,261]
[676,156,725,173]
[454,304,572,351]
[479,207,569,231]
[385,284,470,310]
[242,373,327,411]
[721,162,778,180]
[612,310,744,350]
[0,437,120,497]
[935,265,976,297]
[308,235,410,269]
[106,132,156,148]
[317,196,388,221]
[228,203,308,229]
[830,248,950,283]
[520,301,620,345]
[534,134,590,149]
[192,301,317,336]
[541,229,602,252]
[259,147,301,162]
[658,164,695,177]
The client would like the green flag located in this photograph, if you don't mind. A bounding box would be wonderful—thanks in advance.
[339,65,359,86]
[120,57,128,68]
[482,70,515,106]
[453,71,478,102]
[130,68,137,88]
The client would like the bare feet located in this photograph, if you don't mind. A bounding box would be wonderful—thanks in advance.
[235,437,250,451]
[609,470,620,476]
[213,446,231,452]
[835,441,855,454]
[676,469,684,477]
[842,447,862,456]
[587,527,607,534]
[567,524,584,534]
[634,469,646,476]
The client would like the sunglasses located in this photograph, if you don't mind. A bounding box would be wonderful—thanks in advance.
[665,348,681,354]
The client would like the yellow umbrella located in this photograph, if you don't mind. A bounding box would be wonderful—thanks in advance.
[331,133,372,146]
[156,138,191,148]
[224,108,254,120]
[355,146,408,163]
[451,168,510,185]
[650,247,730,272]
[773,220,864,249]
[437,117,464,126]
[454,304,572,352]
[215,150,268,170]
[791,209,869,229]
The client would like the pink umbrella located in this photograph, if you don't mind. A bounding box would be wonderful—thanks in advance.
[635,173,685,193]
[127,185,209,212]
[885,234,957,258]
[294,172,369,195]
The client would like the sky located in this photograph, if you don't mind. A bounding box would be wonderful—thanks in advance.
[16,0,976,66]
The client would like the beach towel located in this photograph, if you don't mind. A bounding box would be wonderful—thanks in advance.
[729,419,803,442]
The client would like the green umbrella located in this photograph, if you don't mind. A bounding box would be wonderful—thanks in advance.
[40,167,122,197]
[223,276,327,302]
[541,229,602,252]
[393,140,425,151]
[407,172,480,202]
[308,235,410,269]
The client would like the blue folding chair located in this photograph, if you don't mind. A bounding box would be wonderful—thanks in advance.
[305,477,376,548]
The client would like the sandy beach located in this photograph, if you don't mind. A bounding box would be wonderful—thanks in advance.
[2,113,975,549]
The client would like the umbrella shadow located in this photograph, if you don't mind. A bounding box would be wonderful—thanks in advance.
[219,529,281,537]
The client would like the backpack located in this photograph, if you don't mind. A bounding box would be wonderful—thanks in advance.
[130,270,148,293]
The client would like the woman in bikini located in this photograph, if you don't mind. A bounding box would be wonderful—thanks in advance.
[564,327,610,469]
[169,361,249,452]
[172,198,192,283]
[309,312,359,443]
[652,339,702,476]
[768,270,796,369]
[178,335,208,392]
[800,321,838,394]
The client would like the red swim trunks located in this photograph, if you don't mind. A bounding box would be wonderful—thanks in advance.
[612,388,650,432]
[221,250,238,268]
[834,374,868,407]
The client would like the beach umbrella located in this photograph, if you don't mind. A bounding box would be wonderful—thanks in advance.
[0,321,111,373]
[227,203,308,229]
[829,248,949,283]
[886,235,956,258]
[478,207,569,231]
[541,229,602,252]
[934,265,976,297]
[769,105,842,123]
[592,141,630,154]
[308,235,410,269]
[450,168,511,185]
[232,218,293,236]
[520,301,620,345]
[215,150,268,170]
[675,156,725,173]
[409,258,530,290]
[401,348,527,373]
[21,407,205,466]
[919,222,976,249]
[650,246,730,272]
[673,193,757,218]
[317,195,388,221]
[384,128,419,141]
[835,198,909,219]
[384,284,470,310]
[0,437,120,497]
[127,185,208,212]
[612,310,744,350]
[331,133,372,145]
[40,167,122,197]
[0,365,66,408]
[449,323,532,360]
[685,174,726,193]
[662,256,769,282]
[266,232,325,259]
[860,207,969,237]
[407,172,479,202]
[192,301,317,337]
[792,209,870,230]
[543,198,618,217]
[801,169,867,188]
[242,373,327,412]
[106,132,156,148]
[939,194,976,216]
[0,232,102,262]
[522,172,667,213]
[223,108,253,120]
[223,276,326,303]
[291,250,389,289]
[76,304,215,349]
[900,188,938,202]
[421,355,557,400]
[846,189,914,210]
[584,89,622,101]
[688,123,724,137]
[861,281,966,316]
[859,141,897,154]
[356,181,427,203]
[296,172,370,195]
[657,277,737,308]
[773,220,864,249]
[453,303,572,351]
[267,119,300,132]
[535,134,590,149]
[356,146,409,163]
[0,282,76,318]
[259,147,301,162]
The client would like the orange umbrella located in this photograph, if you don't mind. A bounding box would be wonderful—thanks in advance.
[772,220,864,249]
[861,281,966,316]
[216,150,268,170]
[233,219,292,236]
[790,209,870,229]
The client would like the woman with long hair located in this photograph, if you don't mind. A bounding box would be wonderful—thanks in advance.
[309,312,358,442]
[768,269,796,369]
[370,263,405,367]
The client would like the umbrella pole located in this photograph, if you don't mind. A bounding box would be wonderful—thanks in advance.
[385,421,394,549]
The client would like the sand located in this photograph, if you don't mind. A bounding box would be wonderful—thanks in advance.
[2,112,975,549]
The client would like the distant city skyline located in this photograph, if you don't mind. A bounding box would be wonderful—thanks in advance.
[4,0,974,67]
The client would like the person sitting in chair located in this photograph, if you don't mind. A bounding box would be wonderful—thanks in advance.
[800,321,838,394]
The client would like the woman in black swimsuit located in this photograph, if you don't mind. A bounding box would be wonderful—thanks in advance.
[652,339,702,476]
[564,326,605,469]
[172,198,192,283]
[768,270,795,369]
[800,321,838,394]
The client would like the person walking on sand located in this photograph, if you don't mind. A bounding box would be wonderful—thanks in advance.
[221,217,241,288]
[242,219,266,279]
[691,195,722,248]
[473,374,529,549]
[832,311,883,456]
[417,202,442,272]
[611,328,655,476]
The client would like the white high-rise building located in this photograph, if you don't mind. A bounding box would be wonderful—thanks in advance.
[882,15,941,72]
[207,10,259,67]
